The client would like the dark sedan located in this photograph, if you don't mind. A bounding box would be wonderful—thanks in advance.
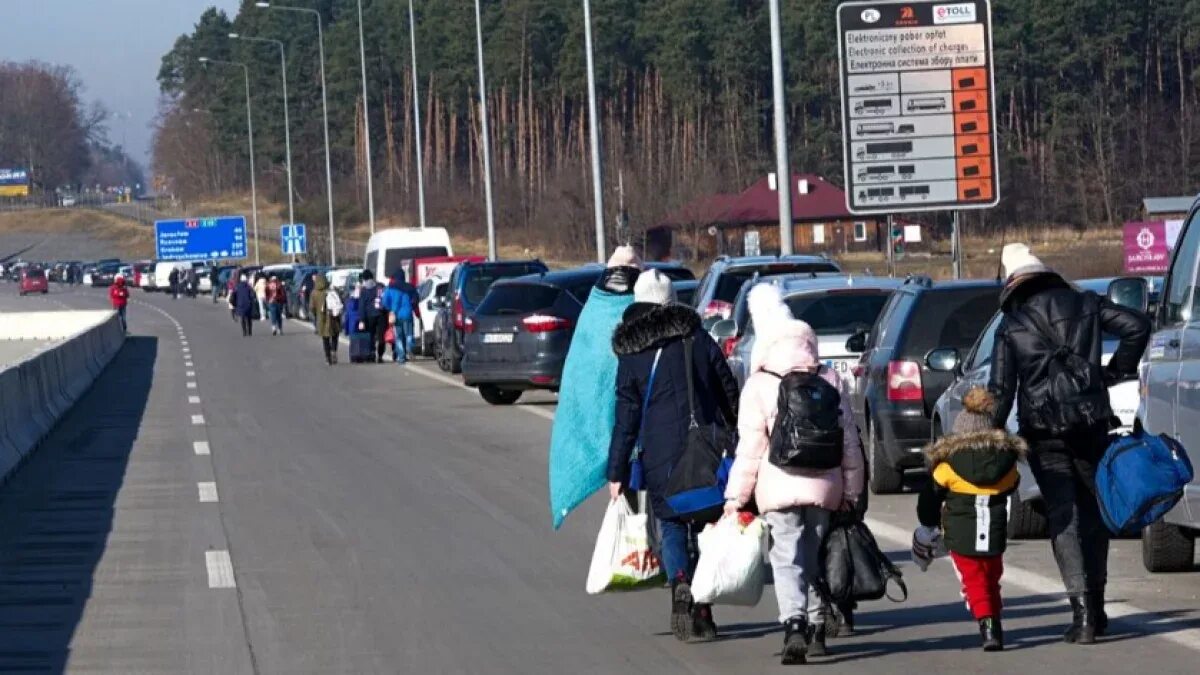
[461,267,603,405]
[91,262,121,287]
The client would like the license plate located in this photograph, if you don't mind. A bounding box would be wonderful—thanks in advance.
[825,359,853,373]
[483,333,514,344]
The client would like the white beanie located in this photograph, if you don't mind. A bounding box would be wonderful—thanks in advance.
[633,269,675,305]
[746,283,818,373]
[1001,243,1051,280]
[606,245,641,269]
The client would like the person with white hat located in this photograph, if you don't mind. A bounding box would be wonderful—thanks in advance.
[988,243,1149,645]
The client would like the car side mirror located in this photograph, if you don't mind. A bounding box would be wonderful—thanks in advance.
[1108,277,1149,314]
[710,319,737,340]
[845,330,868,354]
[925,347,961,373]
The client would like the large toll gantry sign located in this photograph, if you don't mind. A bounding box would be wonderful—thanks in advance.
[837,1,999,214]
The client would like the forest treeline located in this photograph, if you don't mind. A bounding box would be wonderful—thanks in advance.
[153,0,1200,257]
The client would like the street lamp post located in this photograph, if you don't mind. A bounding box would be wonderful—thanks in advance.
[229,33,294,237]
[408,0,427,230]
[581,0,606,263]
[357,0,376,233]
[256,2,337,266]
[767,0,794,255]
[198,57,260,265]
[472,0,497,261]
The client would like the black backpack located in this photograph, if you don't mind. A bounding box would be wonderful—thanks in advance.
[766,370,844,470]
[1010,293,1112,436]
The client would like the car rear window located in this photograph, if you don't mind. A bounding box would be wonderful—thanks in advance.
[715,263,839,303]
[902,287,1002,356]
[463,264,547,304]
[476,283,561,315]
[785,292,891,337]
[27,269,45,279]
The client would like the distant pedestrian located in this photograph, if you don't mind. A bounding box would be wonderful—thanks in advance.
[300,271,318,332]
[356,269,386,363]
[254,274,268,322]
[988,243,1150,645]
[108,274,130,332]
[607,269,739,644]
[168,267,180,299]
[915,387,1026,652]
[233,274,256,337]
[310,275,342,365]
[722,283,863,665]
[267,275,287,336]
[382,272,414,363]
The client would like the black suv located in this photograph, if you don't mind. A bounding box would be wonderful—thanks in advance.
[434,260,549,373]
[849,277,1002,493]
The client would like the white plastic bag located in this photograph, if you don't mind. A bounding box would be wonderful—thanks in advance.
[585,496,663,594]
[692,515,767,606]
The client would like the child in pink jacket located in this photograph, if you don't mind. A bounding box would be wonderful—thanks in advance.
[722,283,864,665]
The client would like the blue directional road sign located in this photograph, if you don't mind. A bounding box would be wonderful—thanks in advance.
[155,216,247,261]
[281,223,307,255]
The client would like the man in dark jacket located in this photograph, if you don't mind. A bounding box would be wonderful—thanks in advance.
[168,267,180,299]
[987,243,1150,645]
[606,269,739,643]
[356,269,386,363]
[233,275,257,337]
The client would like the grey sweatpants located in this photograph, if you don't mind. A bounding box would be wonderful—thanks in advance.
[765,506,832,624]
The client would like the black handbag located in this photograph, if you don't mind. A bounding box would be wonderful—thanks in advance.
[663,338,736,522]
[817,512,907,604]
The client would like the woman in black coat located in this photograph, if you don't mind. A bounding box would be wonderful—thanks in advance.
[606,270,739,643]
[232,275,257,337]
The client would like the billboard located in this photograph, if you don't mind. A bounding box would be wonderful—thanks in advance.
[0,168,30,197]
[155,216,248,262]
[1124,221,1173,274]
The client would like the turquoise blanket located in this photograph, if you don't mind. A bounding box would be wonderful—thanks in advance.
[549,287,633,529]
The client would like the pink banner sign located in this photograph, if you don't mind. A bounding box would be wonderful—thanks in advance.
[1124,221,1171,274]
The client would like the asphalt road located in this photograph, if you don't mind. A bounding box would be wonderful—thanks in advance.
[1,282,1198,674]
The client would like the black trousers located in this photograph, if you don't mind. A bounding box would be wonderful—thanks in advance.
[240,315,253,337]
[321,335,338,360]
[362,315,387,361]
[1026,428,1110,596]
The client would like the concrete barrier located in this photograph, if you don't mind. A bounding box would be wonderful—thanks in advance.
[0,310,124,484]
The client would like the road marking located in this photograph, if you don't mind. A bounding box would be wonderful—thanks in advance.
[193,441,210,456]
[188,395,201,404]
[185,361,194,367]
[186,370,196,377]
[181,340,188,346]
[187,381,197,389]
[864,517,1200,653]
[198,482,219,503]
[205,550,236,588]
[182,347,190,354]
[191,414,205,425]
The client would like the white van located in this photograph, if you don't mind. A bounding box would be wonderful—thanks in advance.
[364,228,453,282]
[154,261,191,291]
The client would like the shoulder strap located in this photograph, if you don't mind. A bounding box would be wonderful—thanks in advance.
[634,349,663,454]
[683,338,698,429]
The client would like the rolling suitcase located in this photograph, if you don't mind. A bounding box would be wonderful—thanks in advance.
[349,332,373,363]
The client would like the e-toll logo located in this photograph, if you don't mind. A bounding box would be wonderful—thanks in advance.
[933,2,976,24]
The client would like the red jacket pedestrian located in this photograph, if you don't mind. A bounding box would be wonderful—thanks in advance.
[108,276,130,308]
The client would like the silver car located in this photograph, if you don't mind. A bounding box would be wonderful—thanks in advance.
[929,277,1152,540]
[711,275,903,391]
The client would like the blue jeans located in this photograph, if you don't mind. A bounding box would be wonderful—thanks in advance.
[657,517,700,584]
[117,306,127,332]
[268,303,283,331]
[391,317,410,362]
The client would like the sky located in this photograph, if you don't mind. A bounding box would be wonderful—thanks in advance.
[0,0,243,171]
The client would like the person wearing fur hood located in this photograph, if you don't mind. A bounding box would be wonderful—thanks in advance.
[606,268,739,643]
[722,283,864,664]
[915,386,1027,652]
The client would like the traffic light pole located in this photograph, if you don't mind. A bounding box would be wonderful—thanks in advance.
[951,210,963,279]
[886,214,895,277]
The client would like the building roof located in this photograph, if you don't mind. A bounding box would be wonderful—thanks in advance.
[657,193,738,227]
[1143,195,1197,215]
[656,173,855,229]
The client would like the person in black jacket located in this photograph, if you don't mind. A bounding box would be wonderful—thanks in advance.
[987,243,1150,645]
[606,269,739,644]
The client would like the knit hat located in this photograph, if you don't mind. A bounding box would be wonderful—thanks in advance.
[606,245,641,269]
[953,387,995,434]
[1001,243,1051,281]
[746,283,819,374]
[633,269,675,305]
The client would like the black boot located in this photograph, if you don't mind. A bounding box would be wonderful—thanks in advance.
[691,603,717,642]
[781,617,808,665]
[1064,595,1096,645]
[807,619,828,657]
[979,617,1004,651]
[670,581,694,642]
[1086,589,1108,636]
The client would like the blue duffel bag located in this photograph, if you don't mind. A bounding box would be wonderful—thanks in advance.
[1095,430,1194,535]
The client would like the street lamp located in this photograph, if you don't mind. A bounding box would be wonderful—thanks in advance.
[198,57,260,265]
[767,0,793,255]
[228,32,295,238]
[581,0,605,262]
[356,0,376,233]
[407,0,427,230]
[472,0,497,260]
[255,2,337,266]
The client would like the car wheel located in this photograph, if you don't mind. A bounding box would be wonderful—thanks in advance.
[1142,520,1196,573]
[449,347,463,374]
[479,385,522,406]
[867,420,904,494]
[1007,497,1049,540]
[436,336,451,372]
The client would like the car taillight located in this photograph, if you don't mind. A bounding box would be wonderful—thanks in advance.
[453,294,465,330]
[721,336,740,359]
[702,300,733,320]
[886,360,923,402]
[464,316,476,334]
[522,314,571,332]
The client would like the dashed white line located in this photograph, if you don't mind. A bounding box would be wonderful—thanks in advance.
[187,381,197,389]
[193,441,210,456]
[186,370,196,377]
[191,414,205,425]
[198,482,219,503]
[181,340,188,346]
[185,361,194,367]
[205,550,236,588]
[182,347,190,354]
[188,395,201,404]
